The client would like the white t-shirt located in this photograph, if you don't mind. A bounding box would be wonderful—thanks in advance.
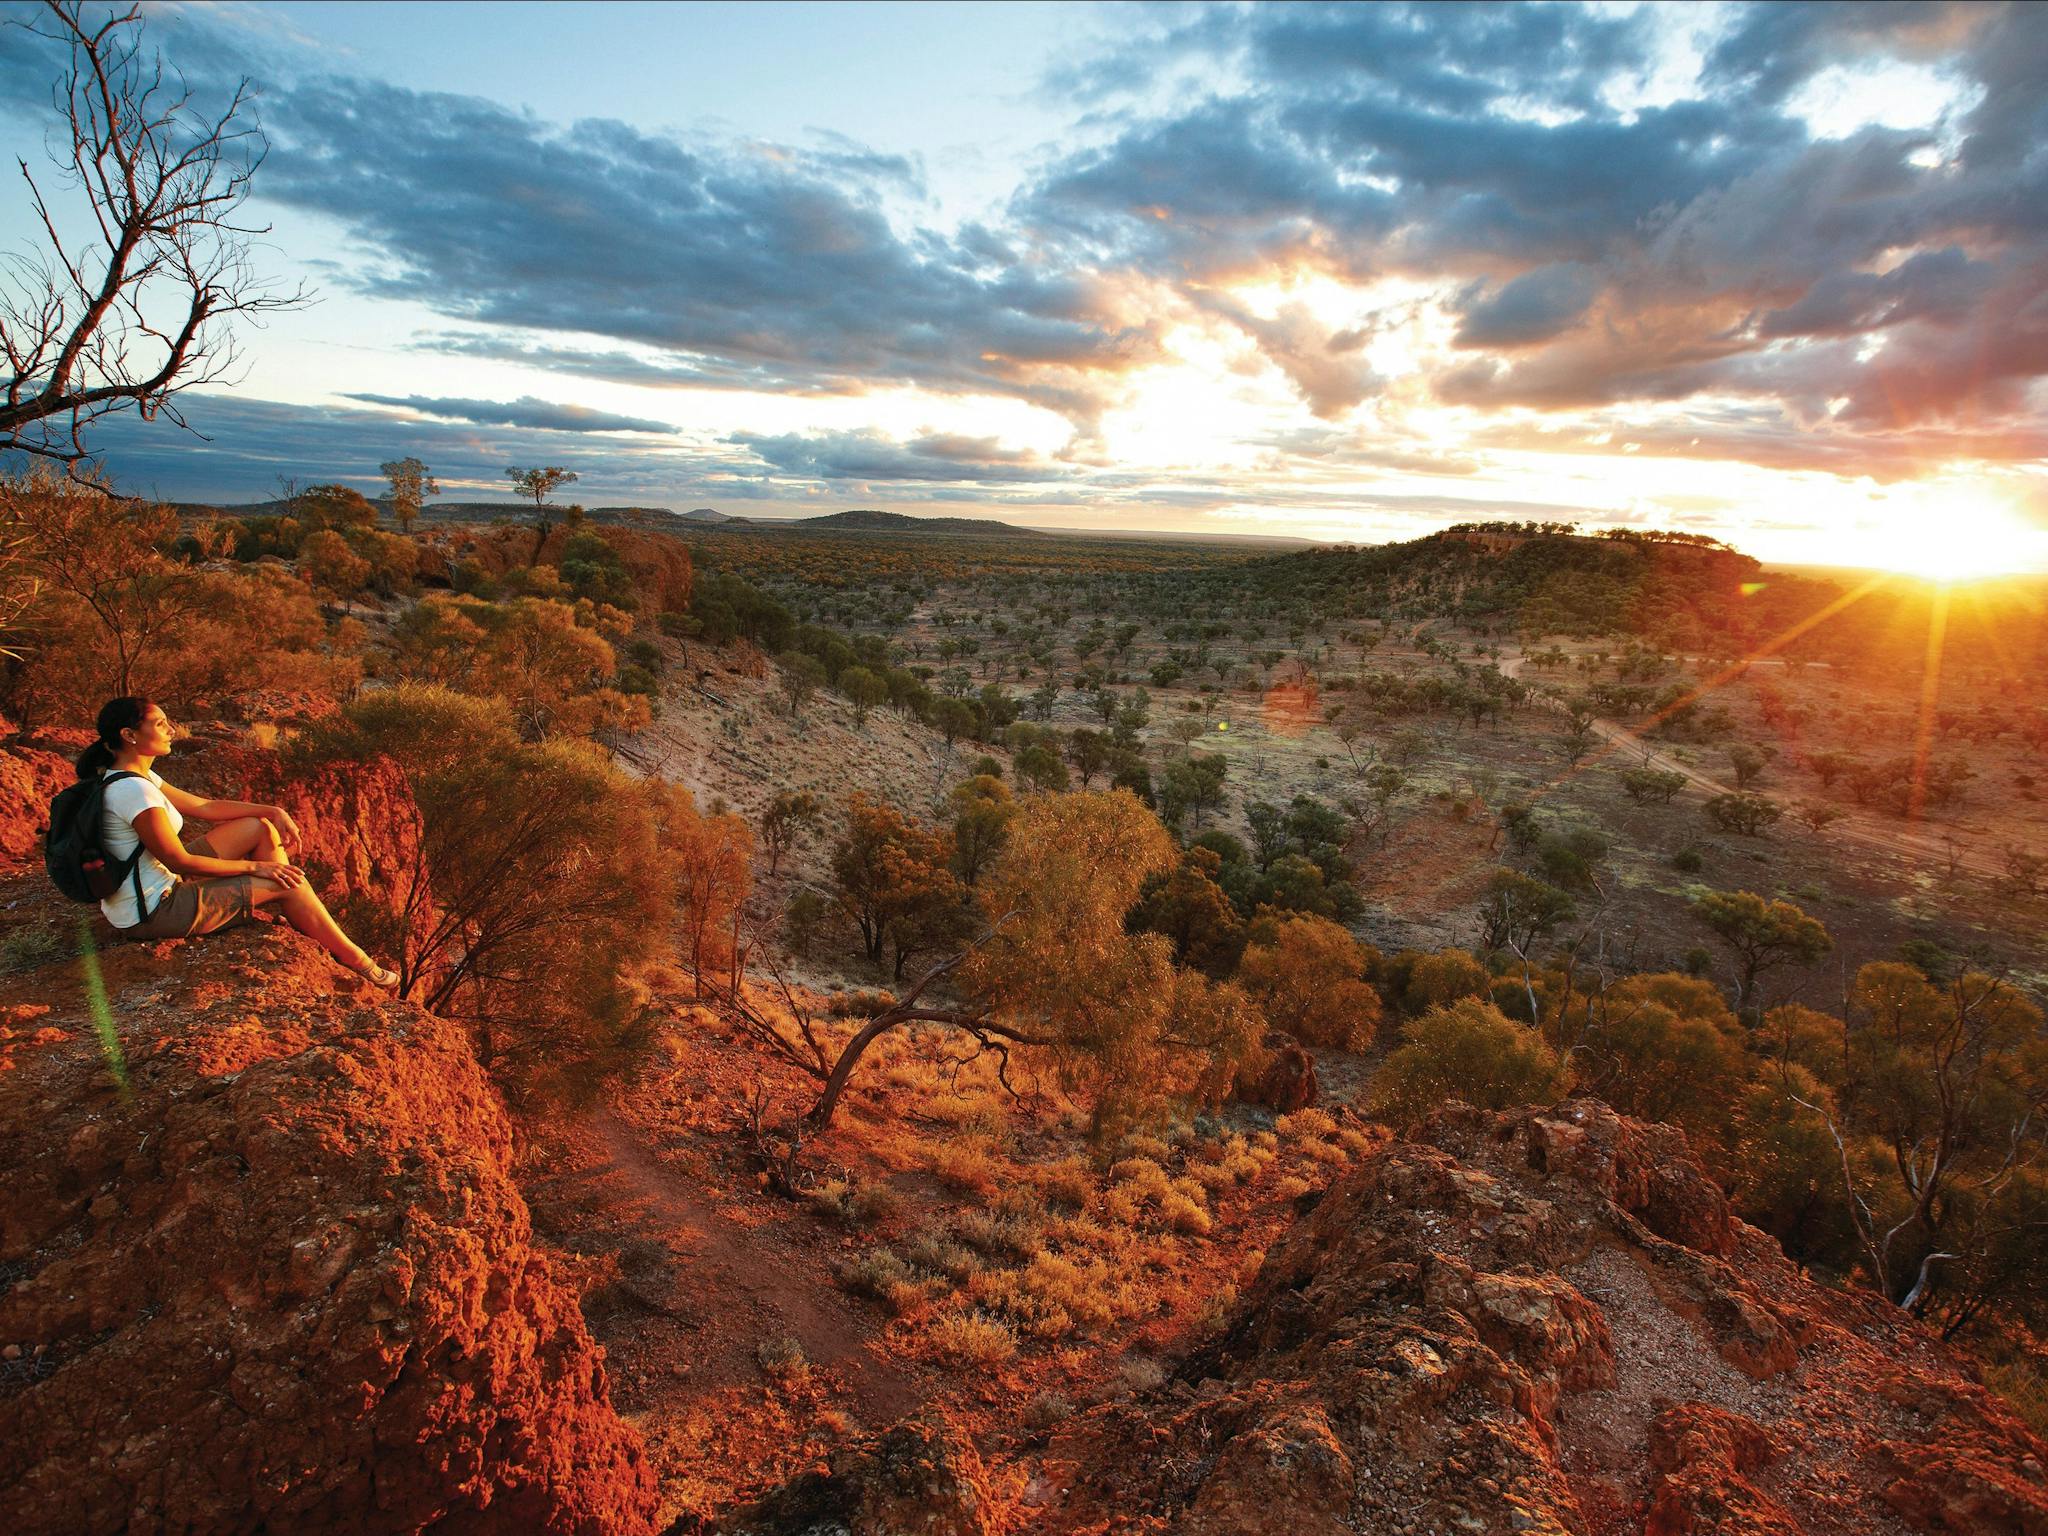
[99,769,182,928]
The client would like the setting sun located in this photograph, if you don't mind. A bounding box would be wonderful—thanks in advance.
[1865,495,2039,582]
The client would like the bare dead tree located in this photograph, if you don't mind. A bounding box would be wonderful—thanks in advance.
[1,3,309,473]
[705,914,1056,1140]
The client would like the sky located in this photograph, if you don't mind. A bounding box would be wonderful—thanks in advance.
[2,0,2045,570]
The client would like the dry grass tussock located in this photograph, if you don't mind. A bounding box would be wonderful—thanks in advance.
[814,1048,1360,1368]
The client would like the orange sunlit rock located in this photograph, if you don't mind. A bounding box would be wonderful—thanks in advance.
[0,921,657,1535]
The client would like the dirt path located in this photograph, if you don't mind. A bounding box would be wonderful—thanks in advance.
[553,1106,924,1420]
[1494,651,2008,883]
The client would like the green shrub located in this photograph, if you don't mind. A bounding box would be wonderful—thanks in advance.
[1370,998,1571,1124]
[756,1335,809,1381]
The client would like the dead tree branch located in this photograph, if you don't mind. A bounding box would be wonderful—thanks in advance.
[1,3,311,475]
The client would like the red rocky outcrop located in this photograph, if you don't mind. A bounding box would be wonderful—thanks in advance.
[0,733,417,935]
[1026,1098,2048,1536]
[0,740,76,862]
[164,735,423,933]
[0,922,657,1534]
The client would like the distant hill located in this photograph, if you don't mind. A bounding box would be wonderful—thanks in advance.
[1231,523,1780,644]
[1225,520,2047,672]
[168,497,1311,546]
[786,509,1048,537]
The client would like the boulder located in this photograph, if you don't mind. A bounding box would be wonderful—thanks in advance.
[718,1419,991,1536]
[0,740,76,863]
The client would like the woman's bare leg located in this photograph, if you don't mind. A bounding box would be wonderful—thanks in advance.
[194,816,289,865]
[250,877,371,970]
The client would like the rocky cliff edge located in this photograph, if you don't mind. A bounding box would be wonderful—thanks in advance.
[0,916,658,1535]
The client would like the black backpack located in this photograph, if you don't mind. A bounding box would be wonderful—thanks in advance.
[45,769,149,912]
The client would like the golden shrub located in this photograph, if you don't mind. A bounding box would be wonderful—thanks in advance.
[928,1310,1018,1365]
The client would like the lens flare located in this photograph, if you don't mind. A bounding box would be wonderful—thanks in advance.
[77,920,132,1100]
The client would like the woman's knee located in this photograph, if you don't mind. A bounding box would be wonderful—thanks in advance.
[250,876,318,909]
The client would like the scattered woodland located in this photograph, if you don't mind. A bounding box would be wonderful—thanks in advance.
[2,467,2045,1524]
[0,6,2041,1525]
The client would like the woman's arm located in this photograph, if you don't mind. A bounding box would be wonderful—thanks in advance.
[158,781,302,844]
[130,806,306,886]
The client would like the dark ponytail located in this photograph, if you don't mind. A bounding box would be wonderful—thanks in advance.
[74,696,152,780]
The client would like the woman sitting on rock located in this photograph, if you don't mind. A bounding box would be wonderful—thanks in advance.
[77,696,399,987]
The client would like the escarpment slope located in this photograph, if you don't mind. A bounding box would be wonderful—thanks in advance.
[1029,1100,2048,1536]
[0,921,657,1535]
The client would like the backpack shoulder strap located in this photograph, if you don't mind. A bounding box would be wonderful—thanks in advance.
[95,769,157,917]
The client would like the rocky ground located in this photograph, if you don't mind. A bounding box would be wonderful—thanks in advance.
[1012,1099,2048,1536]
[0,740,656,1534]
[712,1100,2048,1536]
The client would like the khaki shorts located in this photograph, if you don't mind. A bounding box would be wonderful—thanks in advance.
[120,831,258,943]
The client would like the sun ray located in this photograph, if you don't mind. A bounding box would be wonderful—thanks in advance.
[1528,570,1895,802]
[1907,583,1951,824]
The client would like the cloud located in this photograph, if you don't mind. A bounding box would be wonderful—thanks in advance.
[342,393,679,434]
[730,429,1072,485]
[1247,1,1658,117]
[1183,293,1384,418]
[1701,2,1990,110]
[1024,99,1398,281]
[1019,2,2048,462]
[7,0,2045,515]
[1756,247,1996,338]
[36,392,759,506]
[246,77,1158,424]
[407,333,864,397]
[1455,264,1600,348]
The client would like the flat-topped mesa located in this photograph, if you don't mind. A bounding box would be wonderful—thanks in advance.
[1028,1098,2048,1536]
[0,920,658,1535]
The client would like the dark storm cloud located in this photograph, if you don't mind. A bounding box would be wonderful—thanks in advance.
[731,429,1071,485]
[341,393,679,434]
